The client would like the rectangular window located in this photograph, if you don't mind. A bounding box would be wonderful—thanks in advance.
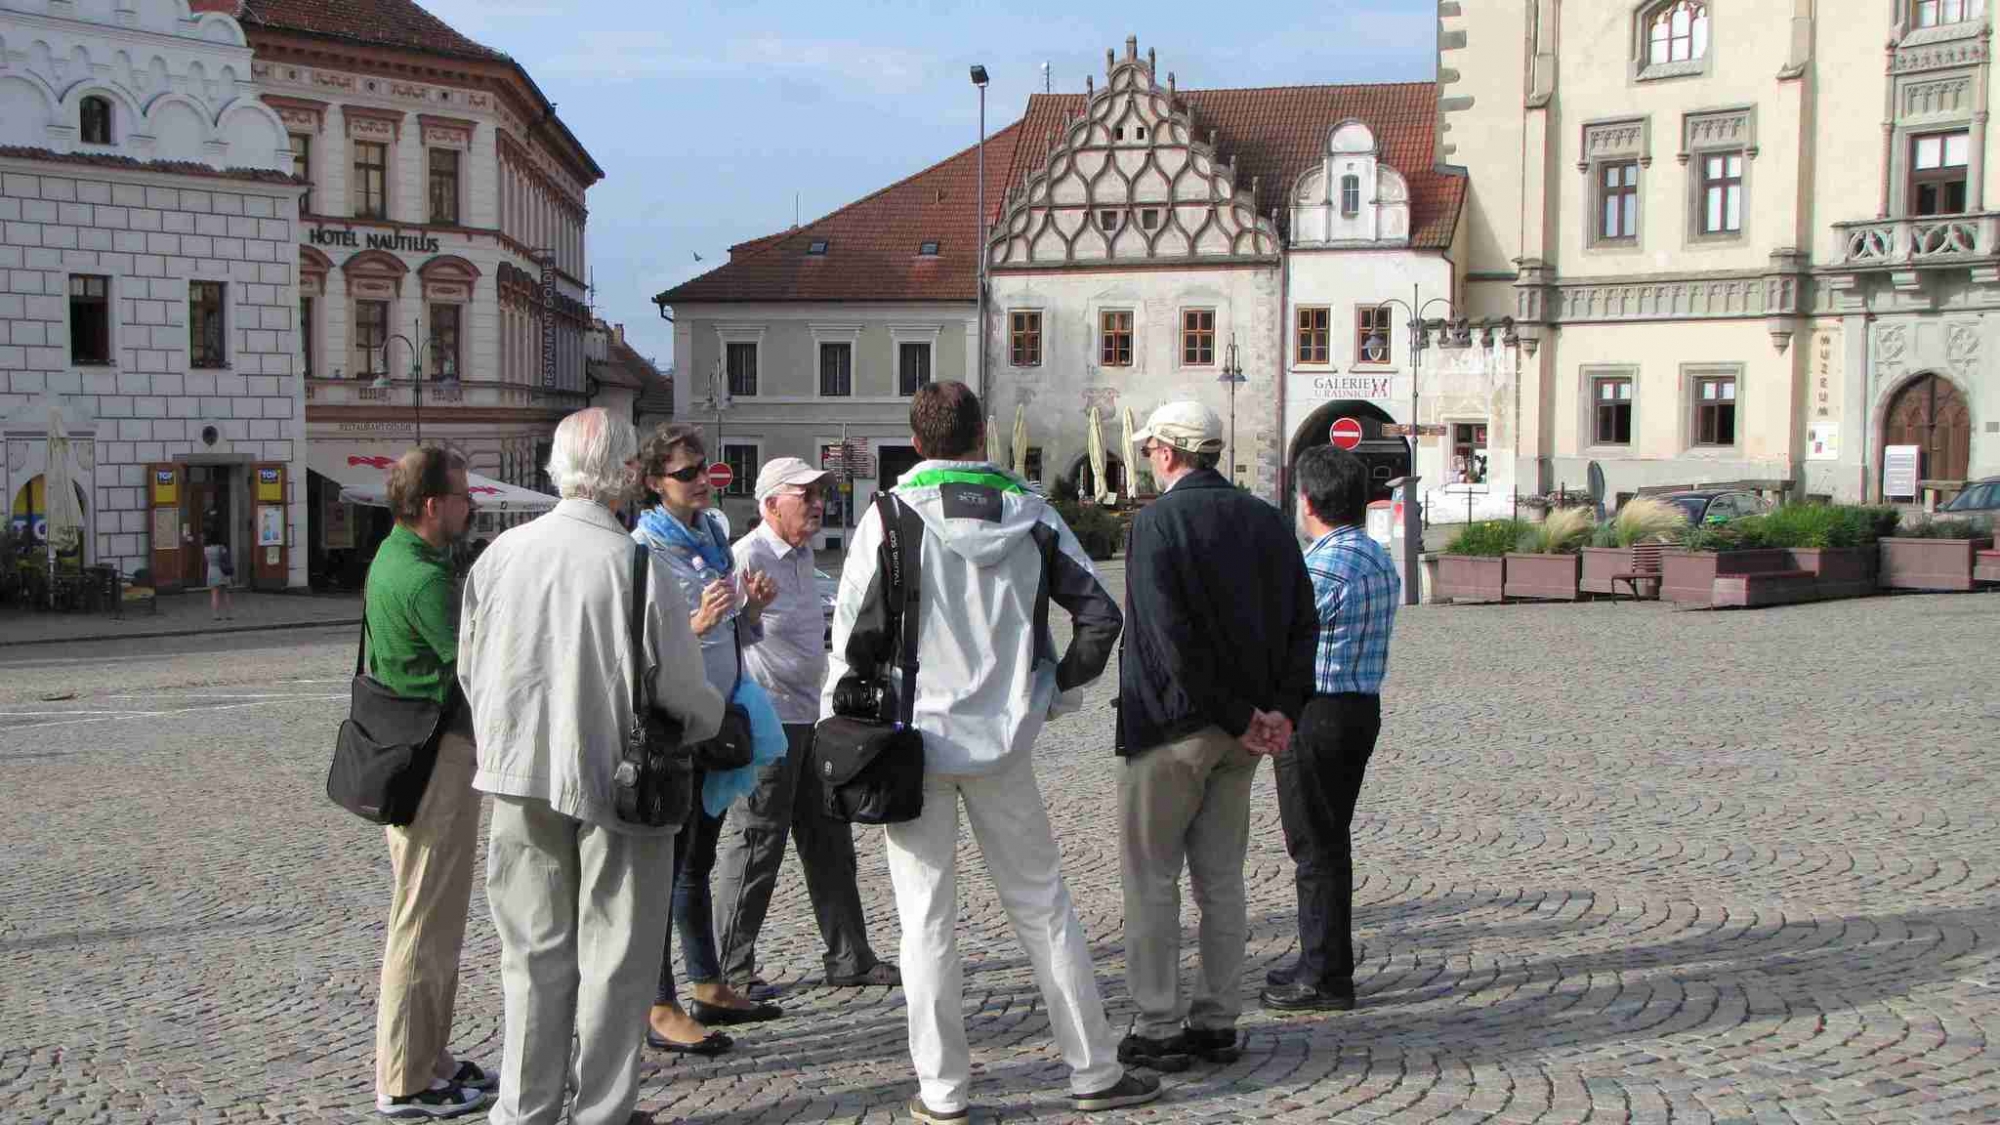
[721,444,758,498]
[1025,447,1043,483]
[1452,423,1489,485]
[299,296,314,378]
[68,274,110,365]
[353,141,387,219]
[1694,374,1737,446]
[1599,160,1639,241]
[291,134,312,214]
[428,304,459,379]
[898,341,932,396]
[1355,306,1392,365]
[819,341,852,396]
[725,341,758,397]
[1140,208,1160,230]
[188,281,225,368]
[1912,130,1971,217]
[1009,310,1042,367]
[354,299,387,377]
[1296,306,1330,364]
[1700,152,1744,236]
[1593,376,1633,445]
[1340,175,1361,217]
[1098,209,1122,231]
[1100,310,1133,367]
[1181,309,1214,366]
[1915,0,1967,28]
[428,149,459,225]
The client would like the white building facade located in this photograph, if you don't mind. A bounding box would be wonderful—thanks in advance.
[0,0,301,590]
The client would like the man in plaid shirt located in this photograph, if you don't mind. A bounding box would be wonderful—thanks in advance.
[1262,444,1400,1013]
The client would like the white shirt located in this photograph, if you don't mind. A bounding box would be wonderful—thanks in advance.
[459,499,724,833]
[734,521,827,724]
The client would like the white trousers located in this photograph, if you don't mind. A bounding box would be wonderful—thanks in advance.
[484,796,675,1125]
[883,750,1123,1113]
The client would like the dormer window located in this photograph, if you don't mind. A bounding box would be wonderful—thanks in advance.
[1914,0,1971,27]
[807,239,829,255]
[918,240,940,255]
[1340,175,1361,217]
[1646,1,1707,67]
[80,96,112,145]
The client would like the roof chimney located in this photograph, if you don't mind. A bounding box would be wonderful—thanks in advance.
[1125,36,1138,63]
[1105,48,1115,76]
[1147,47,1156,75]
[613,323,625,347]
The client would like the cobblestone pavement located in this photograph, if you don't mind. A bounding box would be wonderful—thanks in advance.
[2,575,1996,1124]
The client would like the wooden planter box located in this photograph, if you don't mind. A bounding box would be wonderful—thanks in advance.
[1503,552,1582,601]
[1880,537,1992,591]
[1436,554,1506,603]
[1788,547,1880,599]
[1661,549,1793,607]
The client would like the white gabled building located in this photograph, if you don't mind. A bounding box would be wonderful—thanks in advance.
[0,0,302,591]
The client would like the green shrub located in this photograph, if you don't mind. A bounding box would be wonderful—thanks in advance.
[1680,504,1899,551]
[1894,515,1993,539]
[1445,519,1529,557]
[1589,521,1620,549]
[1053,499,1122,560]
[1681,517,1770,552]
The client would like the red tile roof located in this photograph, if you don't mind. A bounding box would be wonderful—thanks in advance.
[1005,82,1462,249]
[658,122,1024,305]
[238,0,507,62]
[658,80,1462,307]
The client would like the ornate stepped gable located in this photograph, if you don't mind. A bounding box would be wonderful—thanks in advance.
[988,39,1279,268]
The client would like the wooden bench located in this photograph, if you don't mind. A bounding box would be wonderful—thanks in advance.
[1607,542,1667,602]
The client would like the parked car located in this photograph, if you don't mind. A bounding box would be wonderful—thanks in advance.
[1937,477,2000,515]
[1659,489,1770,526]
[816,568,837,644]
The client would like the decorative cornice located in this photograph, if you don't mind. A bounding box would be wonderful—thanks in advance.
[1679,106,1757,166]
[1578,116,1650,172]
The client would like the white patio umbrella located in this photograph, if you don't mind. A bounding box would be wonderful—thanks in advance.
[43,398,83,583]
[1011,404,1028,479]
[1087,405,1109,505]
[986,413,1004,466]
[1120,406,1139,500]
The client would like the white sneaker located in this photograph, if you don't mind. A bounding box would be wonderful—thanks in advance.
[376,1080,487,1119]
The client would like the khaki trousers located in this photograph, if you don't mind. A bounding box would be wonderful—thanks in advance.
[375,719,483,1097]
[1119,726,1260,1039]
[485,796,675,1125]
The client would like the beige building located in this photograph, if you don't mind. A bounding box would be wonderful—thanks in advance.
[1444,0,2000,505]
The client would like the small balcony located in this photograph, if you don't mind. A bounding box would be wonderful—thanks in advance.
[1834,213,2000,268]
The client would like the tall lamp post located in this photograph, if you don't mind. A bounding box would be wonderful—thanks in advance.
[1217,332,1246,485]
[1367,286,1455,477]
[971,64,989,404]
[373,320,459,446]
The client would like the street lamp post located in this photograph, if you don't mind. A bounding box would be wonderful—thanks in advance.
[971,64,989,404]
[374,319,459,445]
[1217,332,1246,486]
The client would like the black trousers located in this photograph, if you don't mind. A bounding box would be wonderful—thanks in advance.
[1273,692,1381,991]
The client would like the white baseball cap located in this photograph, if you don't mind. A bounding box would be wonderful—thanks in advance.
[1133,401,1225,454]
[753,456,830,502]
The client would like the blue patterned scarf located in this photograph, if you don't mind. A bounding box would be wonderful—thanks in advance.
[639,505,731,574]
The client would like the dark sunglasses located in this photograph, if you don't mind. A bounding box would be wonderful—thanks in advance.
[660,464,705,483]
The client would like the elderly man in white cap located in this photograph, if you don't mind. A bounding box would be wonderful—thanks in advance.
[713,456,900,995]
[1113,401,1318,1073]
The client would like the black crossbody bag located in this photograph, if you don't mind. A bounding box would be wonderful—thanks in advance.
[812,493,926,825]
[612,543,694,828]
[326,612,444,826]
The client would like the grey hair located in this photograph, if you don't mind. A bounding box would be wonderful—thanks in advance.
[548,407,637,502]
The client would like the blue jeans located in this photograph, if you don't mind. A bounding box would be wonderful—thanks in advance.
[656,770,725,1004]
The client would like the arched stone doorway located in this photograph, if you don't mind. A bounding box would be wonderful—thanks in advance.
[1290,401,1409,503]
[1064,453,1127,499]
[1883,372,1970,486]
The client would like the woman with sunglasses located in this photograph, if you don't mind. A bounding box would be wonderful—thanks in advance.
[632,422,784,1055]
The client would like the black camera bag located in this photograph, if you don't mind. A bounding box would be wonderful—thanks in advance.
[812,492,925,825]
[612,543,693,828]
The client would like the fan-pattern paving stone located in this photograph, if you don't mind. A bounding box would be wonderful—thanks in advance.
[1,577,1996,1123]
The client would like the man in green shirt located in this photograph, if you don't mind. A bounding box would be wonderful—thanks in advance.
[365,446,491,1119]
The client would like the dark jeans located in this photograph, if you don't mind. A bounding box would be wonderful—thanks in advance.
[1273,692,1381,992]
[714,723,879,982]
[656,769,726,1005]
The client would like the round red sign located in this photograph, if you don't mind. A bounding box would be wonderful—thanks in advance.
[1329,417,1365,451]
[706,462,735,490]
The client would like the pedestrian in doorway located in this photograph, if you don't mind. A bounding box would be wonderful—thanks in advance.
[1114,401,1318,1071]
[633,423,785,1056]
[366,446,488,1118]
[204,517,233,620]
[460,409,724,1125]
[714,457,898,996]
[826,381,1157,1122]
[1262,444,1399,1013]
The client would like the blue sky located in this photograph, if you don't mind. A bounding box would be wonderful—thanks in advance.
[418,0,1439,367]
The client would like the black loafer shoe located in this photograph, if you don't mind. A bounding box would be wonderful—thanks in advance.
[687,998,783,1025]
[645,1028,733,1056]
[1265,960,1300,987]
[1182,1026,1241,1063]
[1116,1031,1192,1073]
[1261,980,1356,1012]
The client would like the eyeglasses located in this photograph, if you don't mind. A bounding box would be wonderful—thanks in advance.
[660,463,705,483]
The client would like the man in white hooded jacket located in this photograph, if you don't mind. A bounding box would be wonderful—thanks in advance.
[822,381,1157,1123]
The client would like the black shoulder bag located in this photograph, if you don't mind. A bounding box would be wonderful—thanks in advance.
[612,542,694,827]
[326,611,444,826]
[812,493,926,825]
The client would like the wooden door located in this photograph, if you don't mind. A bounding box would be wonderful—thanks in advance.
[149,463,184,592]
[1885,374,1971,483]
